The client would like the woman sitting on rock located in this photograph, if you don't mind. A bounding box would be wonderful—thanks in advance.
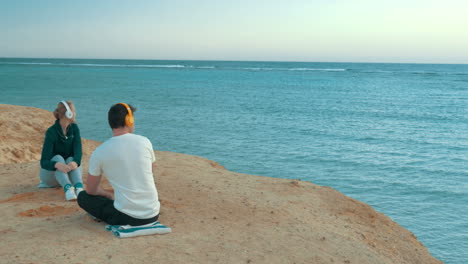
[38,100,83,201]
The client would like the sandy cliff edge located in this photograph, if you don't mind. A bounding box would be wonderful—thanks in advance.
[0,104,442,264]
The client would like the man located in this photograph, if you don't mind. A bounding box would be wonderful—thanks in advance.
[77,103,160,226]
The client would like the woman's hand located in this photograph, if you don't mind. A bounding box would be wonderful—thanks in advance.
[68,161,78,170]
[55,162,70,173]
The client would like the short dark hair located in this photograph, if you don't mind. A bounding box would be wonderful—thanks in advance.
[108,103,136,129]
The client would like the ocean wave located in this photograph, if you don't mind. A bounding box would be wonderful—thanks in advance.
[1,61,351,72]
[0,61,187,68]
[348,170,467,197]
[67,63,130,67]
[67,63,188,68]
[451,72,468,75]
[289,68,346,72]
[132,64,185,68]
[2,62,53,65]
[354,69,441,75]
[356,70,395,74]
[238,67,347,72]
[3,61,464,76]
[354,69,468,76]
[241,67,275,71]
[192,66,216,69]
[62,63,187,68]
[409,71,440,75]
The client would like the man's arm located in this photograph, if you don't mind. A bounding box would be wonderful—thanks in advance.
[86,173,114,200]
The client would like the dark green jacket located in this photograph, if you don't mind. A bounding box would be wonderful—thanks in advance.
[40,120,82,171]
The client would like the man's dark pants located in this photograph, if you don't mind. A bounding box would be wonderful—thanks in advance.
[77,191,159,226]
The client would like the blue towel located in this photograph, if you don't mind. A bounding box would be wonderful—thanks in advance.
[105,221,172,238]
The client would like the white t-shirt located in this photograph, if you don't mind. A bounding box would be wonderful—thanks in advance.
[88,133,160,219]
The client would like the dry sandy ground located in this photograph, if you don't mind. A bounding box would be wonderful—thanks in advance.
[0,104,442,264]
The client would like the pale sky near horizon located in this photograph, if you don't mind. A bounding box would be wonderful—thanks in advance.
[1,0,467,63]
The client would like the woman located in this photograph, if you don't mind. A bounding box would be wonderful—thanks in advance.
[38,100,84,201]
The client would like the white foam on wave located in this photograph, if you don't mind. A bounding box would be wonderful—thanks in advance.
[1,62,53,65]
[1,61,226,70]
[67,63,186,68]
[196,66,216,69]
[1,61,188,68]
[289,68,347,72]
[134,64,185,68]
[2,62,350,72]
[239,67,346,72]
[359,70,395,74]
[68,63,123,67]
[241,67,275,71]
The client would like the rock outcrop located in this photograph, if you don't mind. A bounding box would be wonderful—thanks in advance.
[0,104,442,264]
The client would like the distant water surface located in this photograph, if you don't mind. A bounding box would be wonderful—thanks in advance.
[1,58,467,263]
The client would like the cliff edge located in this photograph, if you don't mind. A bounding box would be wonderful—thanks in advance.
[0,104,442,264]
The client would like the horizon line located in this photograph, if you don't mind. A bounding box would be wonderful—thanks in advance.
[1,56,467,66]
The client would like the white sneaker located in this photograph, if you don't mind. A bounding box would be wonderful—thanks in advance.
[65,187,77,201]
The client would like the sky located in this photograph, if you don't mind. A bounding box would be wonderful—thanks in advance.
[1,0,467,63]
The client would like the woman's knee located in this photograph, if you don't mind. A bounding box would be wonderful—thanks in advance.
[69,166,82,179]
[51,155,65,163]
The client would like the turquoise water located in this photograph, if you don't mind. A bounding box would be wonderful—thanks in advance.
[1,58,467,263]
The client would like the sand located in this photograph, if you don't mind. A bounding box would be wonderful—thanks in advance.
[0,104,442,264]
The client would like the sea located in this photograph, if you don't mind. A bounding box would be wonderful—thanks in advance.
[1,58,467,263]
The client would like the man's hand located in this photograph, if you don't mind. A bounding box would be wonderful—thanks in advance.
[86,173,114,200]
[55,162,70,173]
[100,189,114,200]
[67,161,78,170]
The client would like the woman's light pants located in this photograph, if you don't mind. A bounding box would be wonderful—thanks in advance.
[38,155,82,189]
